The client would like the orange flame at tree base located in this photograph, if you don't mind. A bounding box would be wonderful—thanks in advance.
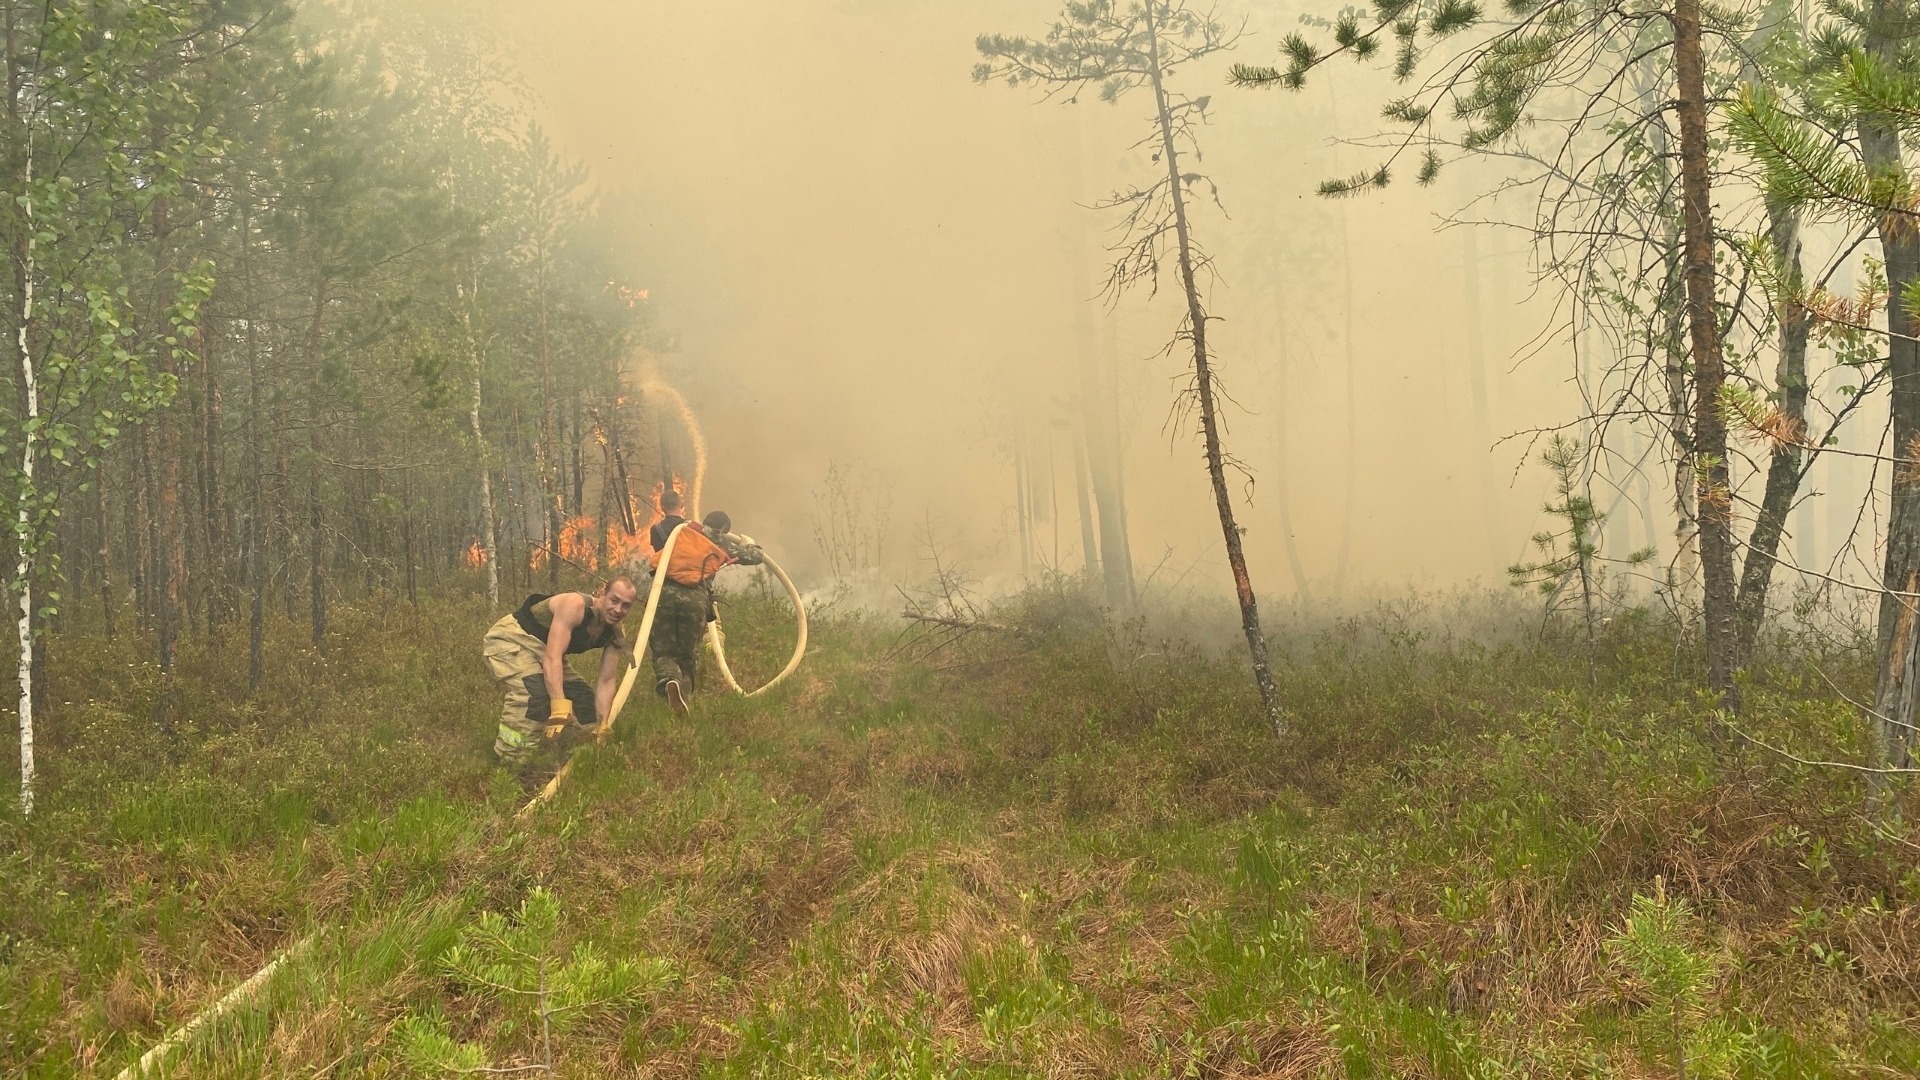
[518,475,687,574]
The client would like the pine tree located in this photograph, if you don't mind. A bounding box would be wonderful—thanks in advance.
[395,888,673,1075]
[977,0,1286,734]
[1731,7,1920,766]
[1240,0,1749,710]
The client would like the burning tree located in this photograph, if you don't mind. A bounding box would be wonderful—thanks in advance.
[976,0,1284,733]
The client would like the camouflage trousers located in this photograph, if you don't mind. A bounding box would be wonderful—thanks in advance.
[482,614,595,769]
[649,582,710,697]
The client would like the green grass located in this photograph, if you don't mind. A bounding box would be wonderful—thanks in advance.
[2,583,1918,1077]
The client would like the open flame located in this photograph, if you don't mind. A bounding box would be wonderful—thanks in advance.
[463,542,488,569]
[559,515,599,571]
[519,475,687,573]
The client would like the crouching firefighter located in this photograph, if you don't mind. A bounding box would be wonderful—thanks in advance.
[483,576,640,770]
[649,510,762,715]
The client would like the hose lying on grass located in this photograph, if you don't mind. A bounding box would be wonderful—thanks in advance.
[113,932,318,1080]
[519,521,806,817]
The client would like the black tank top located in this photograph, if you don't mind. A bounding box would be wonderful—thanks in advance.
[512,593,619,654]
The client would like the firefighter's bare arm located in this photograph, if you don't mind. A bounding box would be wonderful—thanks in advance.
[541,593,586,733]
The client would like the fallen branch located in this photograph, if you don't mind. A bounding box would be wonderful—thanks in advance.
[1721,720,1920,775]
[898,611,1028,635]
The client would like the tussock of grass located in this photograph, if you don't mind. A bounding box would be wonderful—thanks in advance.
[2,583,1917,1076]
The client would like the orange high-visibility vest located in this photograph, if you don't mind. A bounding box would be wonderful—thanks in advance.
[649,526,734,586]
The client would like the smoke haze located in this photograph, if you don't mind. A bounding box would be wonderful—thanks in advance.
[485,0,1584,598]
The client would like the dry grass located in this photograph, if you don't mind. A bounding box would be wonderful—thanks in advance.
[5,587,1920,1076]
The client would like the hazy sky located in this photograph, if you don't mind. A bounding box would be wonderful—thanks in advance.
[489,0,1585,597]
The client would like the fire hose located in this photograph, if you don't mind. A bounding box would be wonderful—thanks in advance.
[522,521,807,815]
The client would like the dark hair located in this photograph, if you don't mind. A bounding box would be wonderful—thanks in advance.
[659,489,683,512]
[701,510,732,534]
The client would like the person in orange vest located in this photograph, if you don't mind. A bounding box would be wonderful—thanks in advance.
[649,488,687,552]
[648,509,762,715]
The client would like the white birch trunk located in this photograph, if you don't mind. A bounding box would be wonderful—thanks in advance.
[15,154,35,816]
[461,279,498,608]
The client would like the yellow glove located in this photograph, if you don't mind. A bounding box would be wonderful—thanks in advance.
[544,697,573,738]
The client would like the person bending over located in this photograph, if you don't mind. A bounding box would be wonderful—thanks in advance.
[647,510,761,715]
[483,576,639,770]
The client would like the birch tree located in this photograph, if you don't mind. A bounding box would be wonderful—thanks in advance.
[3,0,215,814]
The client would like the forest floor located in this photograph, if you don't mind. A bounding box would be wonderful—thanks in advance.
[4,580,1920,1078]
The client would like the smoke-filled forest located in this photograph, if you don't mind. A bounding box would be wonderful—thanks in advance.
[8,0,1920,1075]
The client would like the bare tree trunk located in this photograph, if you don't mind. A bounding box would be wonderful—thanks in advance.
[461,276,498,608]
[1674,0,1739,710]
[1095,316,1136,602]
[149,164,178,686]
[1864,0,1920,767]
[1648,105,1701,609]
[98,461,113,639]
[402,460,417,605]
[305,280,327,652]
[1072,420,1100,577]
[155,398,180,676]
[539,263,559,592]
[133,434,151,629]
[1068,113,1133,603]
[241,186,266,691]
[1734,200,1809,662]
[570,394,585,516]
[1014,424,1032,577]
[1144,0,1282,732]
[201,305,224,632]
[11,100,37,814]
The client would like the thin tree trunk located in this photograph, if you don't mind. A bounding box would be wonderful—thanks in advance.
[201,305,224,632]
[539,262,559,592]
[151,186,182,678]
[1674,0,1739,710]
[570,394,585,516]
[132,435,151,629]
[1864,0,1920,767]
[305,279,327,652]
[1734,201,1809,662]
[1648,104,1700,607]
[1096,316,1136,602]
[156,426,176,669]
[461,277,498,607]
[1014,424,1032,577]
[1068,112,1132,602]
[11,118,37,815]
[1072,420,1100,577]
[1144,0,1282,732]
[98,461,113,639]
[241,185,265,691]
